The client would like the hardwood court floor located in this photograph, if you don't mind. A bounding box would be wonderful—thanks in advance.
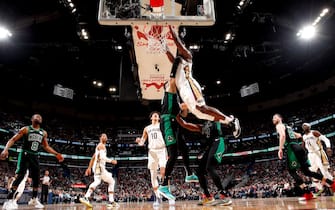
[8,197,335,210]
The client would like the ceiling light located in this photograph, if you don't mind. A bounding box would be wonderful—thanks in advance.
[0,26,12,40]
[297,25,316,40]
[109,87,117,92]
[320,8,329,17]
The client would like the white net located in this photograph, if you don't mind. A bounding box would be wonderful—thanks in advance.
[146,25,168,54]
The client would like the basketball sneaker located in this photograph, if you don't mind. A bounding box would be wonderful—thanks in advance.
[230,116,241,138]
[298,192,314,201]
[2,199,18,210]
[28,198,44,208]
[158,185,175,200]
[210,194,232,206]
[153,196,162,207]
[331,180,335,192]
[185,173,199,183]
[197,196,215,206]
[314,187,324,197]
[106,201,119,209]
[79,197,93,208]
[168,199,175,205]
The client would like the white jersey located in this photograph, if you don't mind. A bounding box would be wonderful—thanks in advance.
[42,175,50,185]
[146,123,165,150]
[175,58,205,106]
[303,131,322,153]
[92,146,107,174]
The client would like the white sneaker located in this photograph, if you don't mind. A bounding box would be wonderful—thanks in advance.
[28,198,44,209]
[153,201,160,207]
[28,198,34,205]
[168,199,175,205]
[106,201,119,209]
[230,116,241,138]
[2,200,18,210]
[11,201,18,209]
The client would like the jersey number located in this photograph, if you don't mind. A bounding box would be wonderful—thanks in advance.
[31,142,39,151]
[150,133,157,140]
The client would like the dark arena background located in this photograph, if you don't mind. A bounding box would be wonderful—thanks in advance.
[1,0,335,209]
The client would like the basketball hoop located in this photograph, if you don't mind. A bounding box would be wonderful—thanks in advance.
[146,25,168,54]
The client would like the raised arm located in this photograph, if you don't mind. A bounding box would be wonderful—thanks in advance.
[165,46,175,63]
[168,25,192,62]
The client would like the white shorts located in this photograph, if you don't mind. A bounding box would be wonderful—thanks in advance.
[94,170,114,184]
[148,148,167,170]
[178,80,205,108]
[308,151,333,179]
[178,83,216,121]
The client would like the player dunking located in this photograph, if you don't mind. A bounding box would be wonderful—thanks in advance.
[166,25,241,138]
[0,114,64,210]
[136,111,167,206]
[80,133,119,209]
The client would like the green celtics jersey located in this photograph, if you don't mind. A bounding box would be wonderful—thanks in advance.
[22,125,45,154]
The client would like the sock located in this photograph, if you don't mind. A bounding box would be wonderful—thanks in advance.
[13,191,19,201]
[109,193,114,202]
[154,190,160,199]
[32,190,38,198]
[7,189,14,199]
[162,176,169,186]
[85,189,93,198]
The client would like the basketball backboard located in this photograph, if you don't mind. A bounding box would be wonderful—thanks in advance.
[98,0,216,26]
